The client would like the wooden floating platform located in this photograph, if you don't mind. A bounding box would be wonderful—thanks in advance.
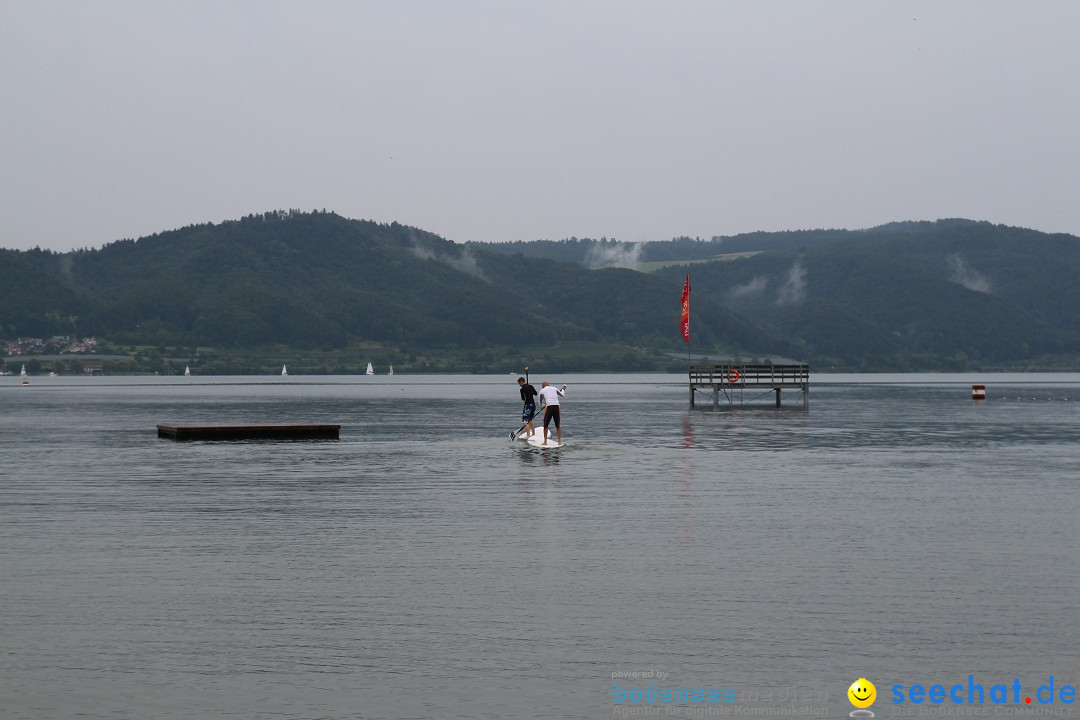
[157,423,340,441]
[690,363,809,409]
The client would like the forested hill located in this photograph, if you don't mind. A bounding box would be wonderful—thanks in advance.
[2,212,1078,371]
[647,220,1080,369]
[0,211,781,369]
[475,219,1080,369]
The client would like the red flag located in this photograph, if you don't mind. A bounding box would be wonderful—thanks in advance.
[680,275,690,342]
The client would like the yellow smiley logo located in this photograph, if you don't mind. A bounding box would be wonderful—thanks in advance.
[848,678,877,709]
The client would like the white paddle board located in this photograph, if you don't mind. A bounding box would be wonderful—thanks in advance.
[526,433,563,449]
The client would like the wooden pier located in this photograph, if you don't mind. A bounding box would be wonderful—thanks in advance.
[157,423,340,441]
[690,364,809,410]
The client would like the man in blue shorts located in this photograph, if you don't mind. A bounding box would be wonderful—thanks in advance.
[517,377,539,439]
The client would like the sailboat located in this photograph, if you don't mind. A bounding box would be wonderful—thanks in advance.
[389,365,394,376]
[281,364,288,376]
[366,362,374,376]
[20,364,27,377]
[184,365,191,376]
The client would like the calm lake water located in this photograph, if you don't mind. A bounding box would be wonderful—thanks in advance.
[2,373,1078,720]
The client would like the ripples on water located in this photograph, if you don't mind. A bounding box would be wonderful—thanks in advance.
[1,374,1077,719]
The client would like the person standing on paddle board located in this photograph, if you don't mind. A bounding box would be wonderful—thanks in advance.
[517,377,539,439]
[538,381,568,446]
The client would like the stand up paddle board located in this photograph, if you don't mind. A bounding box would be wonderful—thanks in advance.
[526,433,563,449]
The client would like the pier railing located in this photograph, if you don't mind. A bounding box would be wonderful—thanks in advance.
[689,364,809,409]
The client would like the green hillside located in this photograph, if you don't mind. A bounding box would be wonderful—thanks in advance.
[649,220,1080,370]
[0,210,785,373]
[3,213,1078,372]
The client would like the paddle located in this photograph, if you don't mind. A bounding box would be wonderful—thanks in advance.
[509,410,538,441]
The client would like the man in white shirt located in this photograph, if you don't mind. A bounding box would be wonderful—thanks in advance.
[538,381,568,446]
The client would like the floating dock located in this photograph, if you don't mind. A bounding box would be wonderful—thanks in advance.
[690,363,809,409]
[157,423,340,441]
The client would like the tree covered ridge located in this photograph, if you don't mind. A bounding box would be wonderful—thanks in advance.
[648,221,1080,369]
[2,212,1078,371]
[0,211,778,362]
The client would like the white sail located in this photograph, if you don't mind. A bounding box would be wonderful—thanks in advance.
[184,365,191,376]
[20,364,27,377]
[389,365,394,375]
[281,364,288,376]
[366,362,374,375]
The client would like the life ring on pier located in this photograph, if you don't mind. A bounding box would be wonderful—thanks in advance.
[728,368,741,383]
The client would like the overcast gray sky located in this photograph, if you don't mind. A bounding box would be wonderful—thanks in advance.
[2,0,1078,252]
